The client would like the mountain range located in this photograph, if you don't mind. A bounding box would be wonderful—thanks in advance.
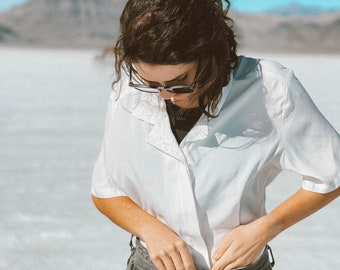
[0,0,339,53]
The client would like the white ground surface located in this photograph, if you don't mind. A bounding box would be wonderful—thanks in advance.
[0,48,339,269]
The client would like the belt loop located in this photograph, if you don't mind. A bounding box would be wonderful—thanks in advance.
[267,245,275,267]
[129,235,136,251]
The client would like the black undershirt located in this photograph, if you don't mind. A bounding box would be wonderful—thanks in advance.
[165,100,202,144]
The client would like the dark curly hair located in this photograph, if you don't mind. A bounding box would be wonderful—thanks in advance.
[114,0,238,117]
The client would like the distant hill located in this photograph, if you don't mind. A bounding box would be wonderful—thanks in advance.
[0,0,339,54]
[0,0,125,48]
[231,10,340,54]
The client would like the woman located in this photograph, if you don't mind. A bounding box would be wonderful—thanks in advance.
[92,0,340,269]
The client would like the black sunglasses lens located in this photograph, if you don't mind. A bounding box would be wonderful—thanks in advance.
[172,87,193,94]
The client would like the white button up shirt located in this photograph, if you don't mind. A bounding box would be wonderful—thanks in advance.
[92,56,340,269]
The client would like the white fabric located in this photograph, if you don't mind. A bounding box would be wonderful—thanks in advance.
[92,56,340,268]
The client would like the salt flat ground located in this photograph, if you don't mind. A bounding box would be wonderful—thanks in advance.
[0,48,339,269]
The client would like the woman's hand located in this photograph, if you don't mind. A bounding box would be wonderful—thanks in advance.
[211,217,271,270]
[142,225,196,270]
[211,187,340,270]
[92,195,196,269]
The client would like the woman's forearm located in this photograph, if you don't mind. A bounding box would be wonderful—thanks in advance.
[212,187,339,270]
[91,195,167,239]
[263,187,340,242]
[91,195,196,269]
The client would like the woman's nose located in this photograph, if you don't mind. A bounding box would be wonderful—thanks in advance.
[159,90,176,100]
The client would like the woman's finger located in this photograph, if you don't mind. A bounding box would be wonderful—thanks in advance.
[176,240,196,270]
[159,250,176,270]
[151,256,166,270]
[213,236,232,261]
[168,249,185,270]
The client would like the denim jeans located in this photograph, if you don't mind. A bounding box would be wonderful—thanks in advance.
[126,236,275,270]
[126,236,158,270]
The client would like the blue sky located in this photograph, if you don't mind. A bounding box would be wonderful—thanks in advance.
[1,0,340,13]
[230,0,340,13]
[0,0,27,12]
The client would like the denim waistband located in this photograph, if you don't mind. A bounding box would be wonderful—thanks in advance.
[128,236,275,270]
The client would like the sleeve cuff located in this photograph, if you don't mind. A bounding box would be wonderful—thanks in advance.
[91,186,127,198]
[302,179,338,194]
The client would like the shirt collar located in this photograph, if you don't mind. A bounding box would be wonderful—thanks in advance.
[215,72,233,115]
[121,85,163,125]
[120,73,234,157]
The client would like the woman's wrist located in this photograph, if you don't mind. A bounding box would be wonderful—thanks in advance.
[138,217,173,242]
[259,213,284,243]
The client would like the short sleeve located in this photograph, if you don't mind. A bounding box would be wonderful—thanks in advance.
[91,145,127,198]
[91,80,127,198]
[281,71,340,193]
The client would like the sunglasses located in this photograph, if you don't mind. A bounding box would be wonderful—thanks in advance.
[128,66,196,94]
